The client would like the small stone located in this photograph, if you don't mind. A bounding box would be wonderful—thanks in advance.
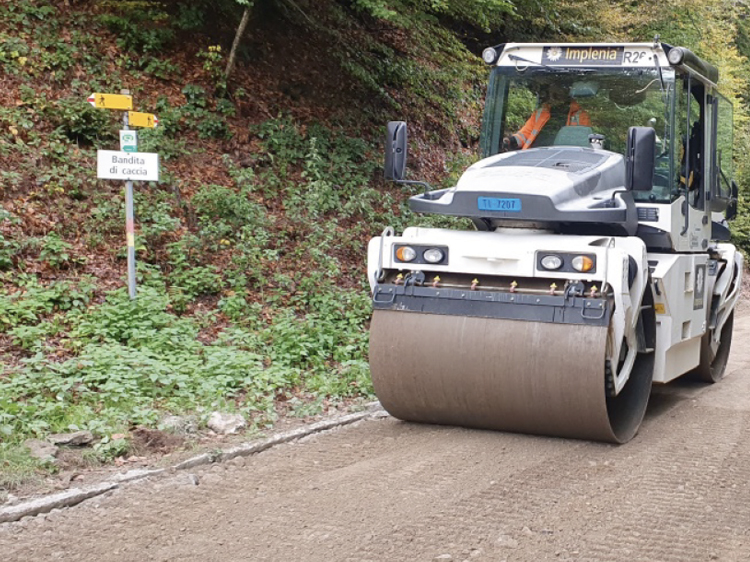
[47,431,94,446]
[434,555,453,561]
[469,549,482,558]
[709,553,719,560]
[228,456,246,468]
[24,439,58,462]
[160,415,198,435]
[521,526,533,537]
[207,412,247,435]
[496,536,518,549]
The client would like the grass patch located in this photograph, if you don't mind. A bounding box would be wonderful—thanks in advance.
[0,443,46,493]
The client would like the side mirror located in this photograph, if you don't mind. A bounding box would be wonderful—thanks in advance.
[384,121,407,181]
[726,179,739,221]
[625,126,655,192]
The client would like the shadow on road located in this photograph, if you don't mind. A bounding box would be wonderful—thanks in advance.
[644,377,707,420]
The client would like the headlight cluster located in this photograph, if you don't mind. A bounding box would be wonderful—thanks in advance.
[394,245,448,265]
[571,255,595,273]
[395,246,417,262]
[537,252,596,273]
[423,248,445,264]
[540,255,563,270]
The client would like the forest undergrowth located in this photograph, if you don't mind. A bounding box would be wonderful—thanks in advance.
[1,0,749,491]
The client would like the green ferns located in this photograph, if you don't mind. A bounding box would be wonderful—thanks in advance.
[0,283,372,441]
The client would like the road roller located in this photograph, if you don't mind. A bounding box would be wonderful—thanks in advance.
[367,42,743,443]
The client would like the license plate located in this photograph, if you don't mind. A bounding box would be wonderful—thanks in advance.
[477,197,522,212]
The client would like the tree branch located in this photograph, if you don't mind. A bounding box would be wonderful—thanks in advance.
[280,0,316,27]
[225,2,254,79]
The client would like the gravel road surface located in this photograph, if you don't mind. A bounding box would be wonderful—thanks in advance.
[2,314,750,561]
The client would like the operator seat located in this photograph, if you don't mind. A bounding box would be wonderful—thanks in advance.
[553,126,594,147]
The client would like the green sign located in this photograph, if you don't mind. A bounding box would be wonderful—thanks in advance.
[120,130,138,153]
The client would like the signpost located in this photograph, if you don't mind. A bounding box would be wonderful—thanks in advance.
[127,111,159,129]
[87,93,133,110]
[92,91,160,299]
[119,130,138,153]
[97,150,159,181]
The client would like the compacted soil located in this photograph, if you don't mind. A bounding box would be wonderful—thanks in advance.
[2,313,750,561]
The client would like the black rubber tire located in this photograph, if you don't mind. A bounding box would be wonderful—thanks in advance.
[692,311,734,383]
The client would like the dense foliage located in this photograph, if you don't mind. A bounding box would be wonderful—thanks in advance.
[1,0,749,488]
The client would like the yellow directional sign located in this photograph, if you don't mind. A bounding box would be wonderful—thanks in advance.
[128,111,159,128]
[87,93,133,111]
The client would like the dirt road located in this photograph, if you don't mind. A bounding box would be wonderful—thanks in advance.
[2,314,750,561]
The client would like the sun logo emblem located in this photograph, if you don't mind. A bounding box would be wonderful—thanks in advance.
[547,47,563,62]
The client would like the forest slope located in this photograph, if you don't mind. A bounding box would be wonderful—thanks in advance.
[0,0,748,492]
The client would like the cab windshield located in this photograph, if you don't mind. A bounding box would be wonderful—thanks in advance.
[480,66,677,202]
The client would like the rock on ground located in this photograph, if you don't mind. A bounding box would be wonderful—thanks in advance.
[207,412,247,435]
[47,431,94,446]
[23,440,58,462]
[160,415,199,435]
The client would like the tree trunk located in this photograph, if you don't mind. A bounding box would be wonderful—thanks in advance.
[225,2,254,79]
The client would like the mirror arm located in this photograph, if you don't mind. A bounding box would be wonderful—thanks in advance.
[610,188,628,203]
[393,179,434,194]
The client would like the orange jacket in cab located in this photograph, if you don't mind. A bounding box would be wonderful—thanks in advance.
[511,101,591,150]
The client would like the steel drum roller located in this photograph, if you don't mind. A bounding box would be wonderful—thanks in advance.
[370,310,652,443]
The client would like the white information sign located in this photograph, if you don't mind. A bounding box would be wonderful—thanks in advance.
[97,150,160,182]
[119,130,138,153]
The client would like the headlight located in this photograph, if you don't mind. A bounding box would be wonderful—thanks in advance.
[395,246,417,262]
[540,255,563,270]
[571,255,595,272]
[667,48,684,65]
[482,47,498,65]
[423,248,445,264]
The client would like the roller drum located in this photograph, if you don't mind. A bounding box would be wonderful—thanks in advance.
[370,310,652,443]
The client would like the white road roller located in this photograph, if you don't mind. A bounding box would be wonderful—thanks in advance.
[367,42,743,443]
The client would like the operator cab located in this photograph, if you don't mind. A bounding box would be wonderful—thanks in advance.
[479,42,737,252]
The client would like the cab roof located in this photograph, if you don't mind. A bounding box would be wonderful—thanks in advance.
[487,42,718,85]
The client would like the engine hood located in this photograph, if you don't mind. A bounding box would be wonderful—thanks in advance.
[458,148,625,201]
[408,147,638,235]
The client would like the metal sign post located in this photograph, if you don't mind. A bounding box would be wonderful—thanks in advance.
[91,90,160,300]
[123,109,137,299]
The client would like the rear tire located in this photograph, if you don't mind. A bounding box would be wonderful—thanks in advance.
[693,311,734,383]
